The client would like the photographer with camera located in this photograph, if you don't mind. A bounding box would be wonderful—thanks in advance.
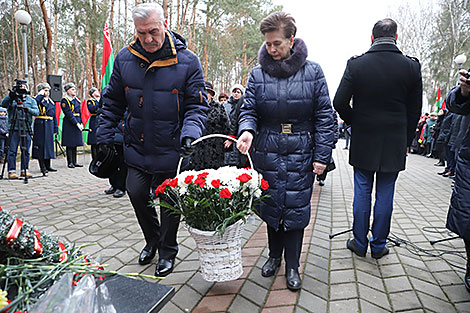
[445,68,470,293]
[0,80,39,179]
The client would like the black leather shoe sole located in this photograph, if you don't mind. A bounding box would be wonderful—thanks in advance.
[371,246,390,259]
[347,239,366,257]
[155,259,175,277]
[261,257,281,277]
[46,168,57,172]
[74,164,83,167]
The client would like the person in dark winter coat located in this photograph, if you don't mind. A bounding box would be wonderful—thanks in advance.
[224,84,247,167]
[0,107,8,163]
[32,83,58,174]
[446,114,464,178]
[61,83,83,168]
[96,3,208,278]
[190,81,229,170]
[1,82,39,179]
[87,87,100,160]
[423,113,437,157]
[437,110,455,175]
[333,18,422,260]
[237,12,335,291]
[433,109,448,166]
[445,70,470,293]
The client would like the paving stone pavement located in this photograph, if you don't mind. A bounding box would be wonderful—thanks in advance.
[1,142,470,312]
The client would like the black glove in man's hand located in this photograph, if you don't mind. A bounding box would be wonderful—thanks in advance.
[96,143,115,160]
[181,137,195,158]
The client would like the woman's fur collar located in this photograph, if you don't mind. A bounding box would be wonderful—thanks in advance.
[258,38,308,78]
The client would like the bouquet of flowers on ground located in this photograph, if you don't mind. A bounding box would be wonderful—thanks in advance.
[155,166,269,235]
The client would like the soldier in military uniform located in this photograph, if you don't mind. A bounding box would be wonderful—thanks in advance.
[61,83,83,168]
[32,83,58,175]
[87,87,100,160]
[334,18,422,260]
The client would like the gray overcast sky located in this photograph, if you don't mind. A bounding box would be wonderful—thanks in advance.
[271,0,417,97]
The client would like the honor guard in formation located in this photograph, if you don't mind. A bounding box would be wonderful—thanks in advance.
[61,83,84,168]
[32,83,58,175]
[87,87,100,159]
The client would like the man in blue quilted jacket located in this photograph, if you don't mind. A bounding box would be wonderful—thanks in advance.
[96,3,209,277]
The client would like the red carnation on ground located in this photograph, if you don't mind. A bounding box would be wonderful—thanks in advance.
[197,172,209,179]
[211,179,221,188]
[184,175,194,184]
[193,177,206,188]
[236,173,252,183]
[220,188,232,199]
[261,179,269,190]
[169,178,178,188]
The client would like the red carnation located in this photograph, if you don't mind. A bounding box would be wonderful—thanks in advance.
[169,178,178,188]
[220,188,232,199]
[211,179,221,188]
[193,177,206,188]
[237,173,252,183]
[261,179,269,190]
[197,172,209,179]
[184,175,194,184]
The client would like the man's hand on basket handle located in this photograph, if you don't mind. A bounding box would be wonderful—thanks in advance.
[237,131,253,155]
[181,137,195,158]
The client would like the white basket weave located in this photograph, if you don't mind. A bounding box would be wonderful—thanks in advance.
[184,219,245,282]
[178,134,254,282]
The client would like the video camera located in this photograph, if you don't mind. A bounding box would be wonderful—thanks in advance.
[9,79,30,104]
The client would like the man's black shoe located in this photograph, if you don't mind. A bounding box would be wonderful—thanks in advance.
[434,161,445,166]
[138,246,156,265]
[443,172,454,177]
[74,163,83,167]
[371,246,390,259]
[113,189,125,198]
[104,187,116,195]
[67,163,75,168]
[286,268,301,291]
[465,268,470,293]
[46,167,57,172]
[347,238,366,257]
[155,258,175,277]
[437,171,447,175]
[261,257,281,277]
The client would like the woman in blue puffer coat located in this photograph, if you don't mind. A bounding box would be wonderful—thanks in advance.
[237,11,335,291]
[445,70,470,293]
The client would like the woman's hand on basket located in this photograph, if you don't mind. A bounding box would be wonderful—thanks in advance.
[237,131,253,155]
[313,161,327,175]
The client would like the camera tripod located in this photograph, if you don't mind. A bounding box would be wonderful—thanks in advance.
[0,101,36,183]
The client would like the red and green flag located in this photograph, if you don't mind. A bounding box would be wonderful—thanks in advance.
[102,21,114,87]
[81,99,91,143]
[435,85,443,112]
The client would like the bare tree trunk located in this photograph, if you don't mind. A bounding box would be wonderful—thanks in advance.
[1,31,10,91]
[85,28,92,90]
[54,0,59,74]
[92,0,99,87]
[117,0,121,50]
[25,0,38,87]
[124,0,128,43]
[241,41,247,85]
[187,0,197,50]
[74,9,85,98]
[12,1,21,79]
[110,0,115,51]
[39,0,53,76]
[162,0,169,19]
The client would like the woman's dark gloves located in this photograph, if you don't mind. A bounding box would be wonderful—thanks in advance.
[181,137,195,157]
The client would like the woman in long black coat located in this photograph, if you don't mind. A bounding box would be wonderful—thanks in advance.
[445,72,470,293]
[190,82,229,170]
[87,87,100,160]
[237,12,335,291]
[32,83,58,174]
[61,83,83,168]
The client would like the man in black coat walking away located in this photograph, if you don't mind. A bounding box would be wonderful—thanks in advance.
[445,70,470,293]
[333,18,422,259]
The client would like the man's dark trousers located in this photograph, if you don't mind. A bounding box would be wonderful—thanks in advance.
[126,167,180,260]
[352,167,398,254]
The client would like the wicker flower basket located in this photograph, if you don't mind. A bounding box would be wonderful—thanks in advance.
[184,219,245,282]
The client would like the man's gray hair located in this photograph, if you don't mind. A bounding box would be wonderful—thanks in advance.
[132,3,165,23]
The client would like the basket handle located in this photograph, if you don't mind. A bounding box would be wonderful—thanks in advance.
[176,133,254,175]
